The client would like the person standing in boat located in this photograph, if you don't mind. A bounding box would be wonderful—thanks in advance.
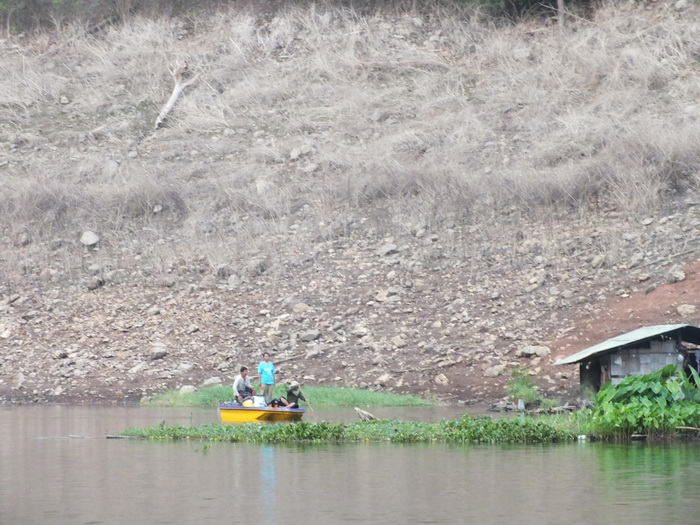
[279,381,306,408]
[257,352,278,405]
[232,366,256,404]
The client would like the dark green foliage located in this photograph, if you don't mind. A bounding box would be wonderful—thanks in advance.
[589,365,700,440]
[121,421,353,443]
[120,413,575,444]
[439,415,573,443]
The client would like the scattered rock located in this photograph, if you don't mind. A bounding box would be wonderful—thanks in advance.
[516,345,551,358]
[86,276,104,291]
[677,304,696,316]
[246,258,270,277]
[202,377,222,387]
[391,336,407,349]
[292,302,310,313]
[353,325,369,337]
[305,346,324,358]
[199,275,218,289]
[483,365,505,377]
[667,266,686,284]
[178,362,195,372]
[129,362,148,375]
[216,265,236,280]
[80,231,99,247]
[149,345,168,360]
[435,373,449,385]
[591,254,605,268]
[300,329,321,342]
[376,373,391,386]
[376,244,399,257]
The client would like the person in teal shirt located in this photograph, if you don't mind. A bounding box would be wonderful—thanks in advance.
[258,352,277,405]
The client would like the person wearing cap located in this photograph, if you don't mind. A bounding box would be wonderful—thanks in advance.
[232,366,256,404]
[257,352,278,405]
[279,380,306,408]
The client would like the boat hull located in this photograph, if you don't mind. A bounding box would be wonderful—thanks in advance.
[218,403,305,424]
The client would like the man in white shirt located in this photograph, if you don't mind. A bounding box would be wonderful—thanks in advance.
[232,366,256,404]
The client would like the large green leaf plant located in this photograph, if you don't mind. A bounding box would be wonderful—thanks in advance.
[590,364,700,439]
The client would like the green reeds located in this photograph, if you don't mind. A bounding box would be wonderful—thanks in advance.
[143,385,433,408]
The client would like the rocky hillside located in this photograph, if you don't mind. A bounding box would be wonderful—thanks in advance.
[1,1,700,404]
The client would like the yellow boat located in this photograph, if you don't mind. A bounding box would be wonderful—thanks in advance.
[218,402,305,424]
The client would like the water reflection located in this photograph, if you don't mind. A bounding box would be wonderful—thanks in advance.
[591,442,700,523]
[261,446,277,523]
[2,406,700,524]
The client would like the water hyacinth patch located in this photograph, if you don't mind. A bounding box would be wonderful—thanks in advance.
[119,414,576,444]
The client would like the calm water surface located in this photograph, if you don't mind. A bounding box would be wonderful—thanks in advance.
[1,405,699,525]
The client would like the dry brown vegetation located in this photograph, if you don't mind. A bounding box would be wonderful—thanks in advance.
[1,1,700,403]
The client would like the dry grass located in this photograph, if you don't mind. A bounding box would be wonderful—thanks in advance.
[1,1,700,280]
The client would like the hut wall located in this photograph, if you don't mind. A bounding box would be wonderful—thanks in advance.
[609,340,680,384]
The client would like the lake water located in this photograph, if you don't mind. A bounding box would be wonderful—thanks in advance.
[2,405,699,524]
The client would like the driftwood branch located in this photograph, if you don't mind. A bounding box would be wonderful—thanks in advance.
[154,62,201,129]
[274,353,306,365]
[677,426,700,432]
[532,404,578,415]
[271,343,349,367]
[637,247,699,269]
[354,407,378,421]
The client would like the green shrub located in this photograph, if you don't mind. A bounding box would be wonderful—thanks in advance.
[505,367,540,405]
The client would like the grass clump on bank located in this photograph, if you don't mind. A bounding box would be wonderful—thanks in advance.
[120,414,576,444]
[143,385,433,408]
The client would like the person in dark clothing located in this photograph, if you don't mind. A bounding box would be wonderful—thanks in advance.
[279,380,306,408]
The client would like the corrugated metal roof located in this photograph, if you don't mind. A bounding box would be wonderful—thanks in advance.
[554,324,700,365]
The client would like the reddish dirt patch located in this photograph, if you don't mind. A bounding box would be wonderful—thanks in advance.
[552,260,700,361]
